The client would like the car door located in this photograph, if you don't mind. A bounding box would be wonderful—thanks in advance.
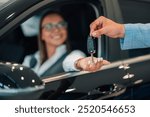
[41,0,150,100]
[37,0,133,100]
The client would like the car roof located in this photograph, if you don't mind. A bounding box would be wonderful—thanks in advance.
[0,0,40,29]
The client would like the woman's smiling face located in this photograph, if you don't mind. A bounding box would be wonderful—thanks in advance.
[41,13,68,47]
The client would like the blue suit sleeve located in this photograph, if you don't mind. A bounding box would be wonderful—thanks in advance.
[120,23,150,50]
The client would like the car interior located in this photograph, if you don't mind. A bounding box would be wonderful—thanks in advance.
[0,0,150,64]
[0,1,100,64]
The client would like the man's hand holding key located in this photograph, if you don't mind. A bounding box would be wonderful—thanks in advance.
[74,36,109,72]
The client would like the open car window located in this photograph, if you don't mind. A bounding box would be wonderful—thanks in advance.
[0,0,100,78]
[0,0,150,77]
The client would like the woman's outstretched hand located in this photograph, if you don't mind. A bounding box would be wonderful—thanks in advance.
[75,57,110,72]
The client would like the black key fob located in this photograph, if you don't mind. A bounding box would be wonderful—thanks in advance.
[87,36,96,54]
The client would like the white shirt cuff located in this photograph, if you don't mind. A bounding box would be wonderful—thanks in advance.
[63,50,86,71]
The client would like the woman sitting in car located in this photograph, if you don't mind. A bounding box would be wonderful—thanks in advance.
[22,11,108,78]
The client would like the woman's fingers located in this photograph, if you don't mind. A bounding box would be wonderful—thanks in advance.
[78,57,110,72]
[85,59,110,72]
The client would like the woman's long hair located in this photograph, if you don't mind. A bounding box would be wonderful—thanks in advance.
[38,11,71,65]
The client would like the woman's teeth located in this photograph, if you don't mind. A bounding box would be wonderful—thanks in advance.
[53,35,61,39]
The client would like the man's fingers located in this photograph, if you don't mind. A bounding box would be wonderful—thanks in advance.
[90,16,105,36]
[90,21,100,36]
[91,28,106,38]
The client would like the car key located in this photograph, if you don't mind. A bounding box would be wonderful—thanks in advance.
[87,36,96,64]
